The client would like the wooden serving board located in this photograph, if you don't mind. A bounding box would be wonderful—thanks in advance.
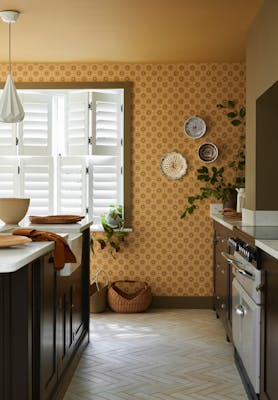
[0,235,32,248]
[29,215,85,224]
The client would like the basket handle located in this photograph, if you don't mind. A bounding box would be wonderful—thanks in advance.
[112,280,149,288]
[93,269,110,291]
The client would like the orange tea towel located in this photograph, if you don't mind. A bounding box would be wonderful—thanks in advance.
[12,228,76,271]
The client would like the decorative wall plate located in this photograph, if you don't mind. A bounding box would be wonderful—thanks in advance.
[184,116,206,139]
[160,152,188,180]
[198,142,218,163]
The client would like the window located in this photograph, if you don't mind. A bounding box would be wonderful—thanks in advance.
[0,83,132,229]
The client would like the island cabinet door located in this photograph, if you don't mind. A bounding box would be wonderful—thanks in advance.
[71,265,84,343]
[260,251,278,400]
[34,253,58,400]
[57,274,75,375]
[0,264,33,400]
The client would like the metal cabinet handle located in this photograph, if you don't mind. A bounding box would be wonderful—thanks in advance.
[216,296,220,300]
[221,303,226,309]
[256,284,264,292]
[234,304,245,316]
[221,270,225,274]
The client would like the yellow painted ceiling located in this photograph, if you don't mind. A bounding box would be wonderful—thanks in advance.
[0,0,263,63]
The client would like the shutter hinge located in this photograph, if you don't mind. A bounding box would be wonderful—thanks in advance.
[17,166,20,174]
[15,137,19,146]
[86,207,89,214]
[121,166,123,175]
[121,138,123,146]
[88,102,93,110]
[86,167,89,174]
[121,104,123,112]
[88,137,92,145]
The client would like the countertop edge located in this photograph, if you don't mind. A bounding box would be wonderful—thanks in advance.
[255,239,278,260]
[0,241,55,273]
[210,213,242,231]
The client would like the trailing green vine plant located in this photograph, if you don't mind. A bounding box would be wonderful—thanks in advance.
[181,100,245,218]
[96,205,129,258]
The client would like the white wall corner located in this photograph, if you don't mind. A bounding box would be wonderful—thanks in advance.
[210,203,223,216]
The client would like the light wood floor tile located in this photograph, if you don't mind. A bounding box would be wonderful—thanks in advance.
[64,310,248,400]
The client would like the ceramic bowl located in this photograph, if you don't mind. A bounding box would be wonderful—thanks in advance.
[0,198,30,224]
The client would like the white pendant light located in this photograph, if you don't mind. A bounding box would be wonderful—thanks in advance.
[0,10,24,123]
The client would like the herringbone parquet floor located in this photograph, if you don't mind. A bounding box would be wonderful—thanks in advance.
[64,309,248,400]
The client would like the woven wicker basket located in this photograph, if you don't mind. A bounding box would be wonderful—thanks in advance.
[90,269,109,313]
[108,280,152,313]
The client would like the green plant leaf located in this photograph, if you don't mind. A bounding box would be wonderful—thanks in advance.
[227,112,237,118]
[218,167,224,175]
[197,166,209,174]
[180,211,186,219]
[229,161,236,168]
[97,239,106,249]
[188,196,196,204]
[239,107,246,118]
[231,119,241,126]
[228,100,236,108]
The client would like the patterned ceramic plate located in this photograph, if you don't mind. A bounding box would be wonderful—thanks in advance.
[198,142,218,163]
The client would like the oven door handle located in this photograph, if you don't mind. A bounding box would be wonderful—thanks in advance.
[221,252,255,281]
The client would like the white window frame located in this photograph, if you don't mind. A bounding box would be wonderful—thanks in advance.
[0,82,132,229]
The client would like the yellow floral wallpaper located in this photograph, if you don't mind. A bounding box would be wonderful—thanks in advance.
[2,62,245,296]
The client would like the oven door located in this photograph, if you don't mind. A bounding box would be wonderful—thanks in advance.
[232,278,260,393]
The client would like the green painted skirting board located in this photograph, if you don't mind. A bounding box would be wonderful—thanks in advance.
[151,296,213,309]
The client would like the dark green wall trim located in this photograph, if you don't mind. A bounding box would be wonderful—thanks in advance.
[151,296,213,309]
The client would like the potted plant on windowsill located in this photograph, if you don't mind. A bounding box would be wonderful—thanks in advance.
[181,101,245,218]
[95,205,129,258]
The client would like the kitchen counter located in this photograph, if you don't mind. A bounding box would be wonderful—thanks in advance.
[255,239,278,260]
[211,213,243,230]
[0,216,93,234]
[0,240,54,273]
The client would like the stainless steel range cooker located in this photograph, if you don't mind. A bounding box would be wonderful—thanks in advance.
[223,226,278,397]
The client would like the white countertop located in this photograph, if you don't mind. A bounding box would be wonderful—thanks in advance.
[0,241,55,273]
[0,217,93,234]
[210,213,243,231]
[255,240,278,260]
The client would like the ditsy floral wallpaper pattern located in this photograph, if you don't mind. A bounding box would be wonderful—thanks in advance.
[3,62,245,296]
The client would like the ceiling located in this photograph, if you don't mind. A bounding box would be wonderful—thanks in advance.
[0,0,263,63]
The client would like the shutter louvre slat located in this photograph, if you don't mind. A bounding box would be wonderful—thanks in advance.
[65,92,89,155]
[20,157,53,215]
[18,93,52,156]
[57,157,87,215]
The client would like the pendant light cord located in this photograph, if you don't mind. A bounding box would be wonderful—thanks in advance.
[8,22,11,74]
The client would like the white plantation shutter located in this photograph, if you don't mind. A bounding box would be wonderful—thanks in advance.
[65,92,89,155]
[20,157,54,215]
[57,157,87,215]
[0,122,17,155]
[18,93,52,155]
[91,92,122,155]
[0,157,19,197]
[89,155,122,225]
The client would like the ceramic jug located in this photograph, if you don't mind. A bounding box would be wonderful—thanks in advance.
[236,188,245,213]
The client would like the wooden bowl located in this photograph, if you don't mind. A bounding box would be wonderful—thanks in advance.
[0,198,30,224]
